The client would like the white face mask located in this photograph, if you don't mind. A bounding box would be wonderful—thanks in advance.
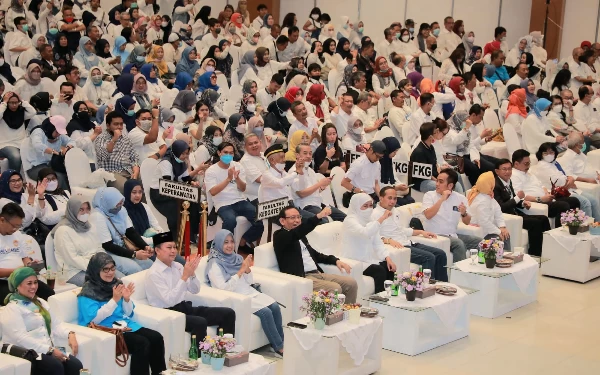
[161,21,168,27]
[205,66,215,72]
[0,58,5,66]
[543,154,555,163]
[552,105,562,113]
[212,136,223,146]
[401,35,410,42]
[236,124,247,133]
[311,14,319,20]
[359,207,373,221]
[246,104,256,113]
[275,163,286,171]
[467,36,474,43]
[162,121,172,128]
[78,213,89,223]
[139,119,152,131]
[352,127,363,134]
[46,180,58,191]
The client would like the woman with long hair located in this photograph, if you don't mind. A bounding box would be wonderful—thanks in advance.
[439,48,468,83]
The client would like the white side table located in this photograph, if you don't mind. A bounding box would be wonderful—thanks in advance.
[449,255,542,318]
[541,229,600,283]
[366,283,474,356]
[282,317,382,375]
[162,353,276,375]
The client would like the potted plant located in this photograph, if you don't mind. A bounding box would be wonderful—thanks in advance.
[206,336,236,371]
[300,290,340,330]
[399,271,424,301]
[198,337,212,365]
[478,237,504,268]
[561,208,588,235]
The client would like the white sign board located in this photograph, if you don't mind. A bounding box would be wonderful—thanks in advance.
[347,151,362,164]
[393,161,409,176]
[411,162,433,179]
[257,197,289,221]
[159,179,200,203]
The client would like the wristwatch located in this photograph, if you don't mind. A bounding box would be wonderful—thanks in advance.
[536,197,541,203]
[461,212,468,217]
[131,250,137,259]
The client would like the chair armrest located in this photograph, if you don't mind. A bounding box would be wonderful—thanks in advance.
[385,245,411,273]
[319,258,365,298]
[518,202,548,216]
[502,213,523,250]
[410,236,452,266]
[252,267,313,320]
[457,222,485,237]
[132,303,175,332]
[187,287,231,307]
[252,272,295,324]
[60,323,117,374]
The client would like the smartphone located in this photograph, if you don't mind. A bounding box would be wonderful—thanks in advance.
[407,184,414,188]
[287,322,307,329]
[56,346,67,356]
[327,143,334,150]
[452,206,459,212]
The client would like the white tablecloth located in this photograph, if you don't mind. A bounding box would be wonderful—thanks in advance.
[548,227,600,253]
[163,354,271,375]
[289,317,382,365]
[455,255,538,294]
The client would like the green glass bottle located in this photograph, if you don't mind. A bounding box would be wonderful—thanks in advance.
[218,328,224,337]
[189,335,198,360]
[391,273,399,296]
[478,249,485,264]
[419,265,423,273]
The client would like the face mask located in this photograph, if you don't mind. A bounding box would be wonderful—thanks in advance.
[280,110,288,117]
[352,127,363,134]
[64,17,74,23]
[433,29,440,37]
[467,36,474,43]
[78,213,89,223]
[431,43,437,51]
[174,156,184,163]
[46,180,58,191]
[136,55,145,62]
[253,127,263,135]
[275,162,285,171]
[91,75,103,85]
[220,154,233,164]
[409,27,414,33]
[49,27,58,35]
[565,99,573,107]
[311,14,319,20]
[22,25,29,32]
[212,136,223,146]
[205,66,215,72]
[358,27,364,33]
[401,35,410,42]
[580,143,587,153]
[161,21,168,27]
[236,124,246,133]
[343,24,348,30]
[246,104,256,112]
[215,28,221,34]
[359,207,373,221]
[395,32,401,39]
[108,206,121,215]
[140,119,152,131]
[127,109,135,116]
[553,105,562,113]
[543,154,555,163]
[501,36,506,41]
[130,2,138,8]
[78,111,90,121]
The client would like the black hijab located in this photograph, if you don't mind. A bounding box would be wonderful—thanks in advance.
[470,63,484,82]
[323,38,336,56]
[2,92,26,130]
[37,167,67,211]
[379,137,401,184]
[82,11,96,30]
[79,253,122,302]
[195,5,211,24]
[263,98,291,135]
[123,179,150,234]
[162,140,189,180]
[161,16,172,44]
[95,39,112,58]
[30,92,52,113]
[67,101,95,136]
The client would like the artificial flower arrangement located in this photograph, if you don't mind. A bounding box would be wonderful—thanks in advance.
[398,271,425,293]
[300,289,341,321]
[199,336,236,359]
[478,237,505,260]
[561,208,588,227]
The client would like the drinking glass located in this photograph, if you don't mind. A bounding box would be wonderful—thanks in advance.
[423,269,432,284]
[470,249,478,265]
[384,280,393,297]
[337,293,346,307]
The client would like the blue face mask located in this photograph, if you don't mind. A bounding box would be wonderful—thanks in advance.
[22,25,29,32]
[136,55,145,62]
[433,29,440,37]
[127,109,135,116]
[220,154,233,164]
[174,156,184,163]
[108,206,121,215]
[48,28,58,35]
[253,127,264,135]
[581,142,587,153]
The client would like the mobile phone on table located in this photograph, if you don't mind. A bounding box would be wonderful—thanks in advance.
[287,322,307,329]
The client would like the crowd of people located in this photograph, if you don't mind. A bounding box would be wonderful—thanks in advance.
[0,1,599,374]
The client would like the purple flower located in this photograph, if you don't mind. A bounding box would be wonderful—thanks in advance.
[406,285,413,292]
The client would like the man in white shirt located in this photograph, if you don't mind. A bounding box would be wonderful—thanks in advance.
[137,0,156,17]
[568,48,595,91]
[408,92,434,145]
[163,33,182,64]
[341,140,385,202]
[388,90,412,141]
[436,16,460,60]
[574,86,600,148]
[377,28,396,61]
[422,168,482,262]
[239,134,267,204]
[86,0,111,32]
[256,74,283,109]
[352,92,384,142]
[145,232,236,345]
[204,143,264,254]
[280,26,309,62]
[7,17,33,66]
[374,186,448,281]
[330,93,354,138]
[50,82,76,119]
[267,35,288,62]
[128,108,167,159]
[260,24,281,48]
[202,18,223,49]
[510,149,580,227]
[288,102,321,152]
[419,36,442,82]
[506,62,529,87]
[252,4,268,30]
[291,144,346,222]
[558,132,599,182]
[108,10,131,38]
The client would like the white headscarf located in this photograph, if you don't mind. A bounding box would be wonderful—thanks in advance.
[338,16,351,39]
[515,36,533,53]
[347,193,373,226]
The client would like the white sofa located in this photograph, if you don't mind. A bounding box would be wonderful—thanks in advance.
[0,353,30,375]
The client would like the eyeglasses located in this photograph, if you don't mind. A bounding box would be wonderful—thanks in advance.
[102,266,116,273]
[5,219,21,230]
[8,178,22,184]
[497,167,512,172]
[285,215,302,220]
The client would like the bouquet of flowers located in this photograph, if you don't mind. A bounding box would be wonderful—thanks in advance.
[201,336,236,358]
[478,237,504,260]
[300,289,340,321]
[561,208,588,227]
[398,271,424,292]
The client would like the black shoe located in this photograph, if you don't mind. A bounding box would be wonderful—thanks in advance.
[237,243,254,255]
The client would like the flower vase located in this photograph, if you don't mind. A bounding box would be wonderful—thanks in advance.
[211,357,225,371]
[405,289,417,301]
[201,351,211,365]
[485,257,496,268]
[568,225,579,235]
[313,317,326,330]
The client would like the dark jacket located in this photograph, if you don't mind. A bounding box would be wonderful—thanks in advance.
[356,54,374,91]
[273,215,339,277]
[409,141,438,190]
[40,59,59,81]
[492,173,524,215]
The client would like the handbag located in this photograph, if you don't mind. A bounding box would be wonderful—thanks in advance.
[23,219,51,246]
[50,153,67,174]
[342,191,354,208]
[443,153,465,174]
[1,343,39,362]
[107,217,139,252]
[87,323,131,367]
[550,179,571,198]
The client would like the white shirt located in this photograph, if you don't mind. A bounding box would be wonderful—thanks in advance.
[568,57,584,91]
[288,118,320,151]
[388,105,412,142]
[258,166,297,202]
[256,88,280,109]
[352,106,378,142]
[344,154,380,195]
[291,166,323,209]
[530,160,570,189]
[128,127,166,159]
[422,191,468,237]
[468,194,505,236]
[150,160,190,189]
[6,29,32,65]
[573,101,600,133]
[39,191,70,227]
[521,114,555,153]
[340,216,389,267]
[145,258,201,308]
[330,107,353,138]
[510,168,546,197]
[204,161,247,211]
[252,16,263,30]
[507,74,527,87]
[240,153,267,202]
[54,225,104,280]
[372,204,414,246]
[0,231,29,278]
[299,239,318,272]
[408,108,432,146]
[558,148,597,179]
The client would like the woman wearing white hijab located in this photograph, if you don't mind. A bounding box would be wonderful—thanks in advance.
[336,16,352,41]
[505,36,533,68]
[319,23,336,43]
[340,193,397,293]
[17,34,46,70]
[81,66,113,107]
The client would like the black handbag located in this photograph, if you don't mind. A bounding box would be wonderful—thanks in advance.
[342,191,354,208]
[23,219,51,247]
[50,153,67,173]
[1,343,39,362]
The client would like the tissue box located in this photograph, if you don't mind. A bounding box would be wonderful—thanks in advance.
[416,285,436,299]
[224,351,249,367]
[590,226,600,235]
[326,311,344,325]
[578,225,590,233]
[503,252,524,264]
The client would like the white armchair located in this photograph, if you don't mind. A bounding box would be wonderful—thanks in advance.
[48,288,180,375]
[0,353,30,375]
[457,213,524,250]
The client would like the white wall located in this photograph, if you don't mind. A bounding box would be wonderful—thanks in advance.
[561,0,600,59]
[454,0,500,45]
[500,0,533,48]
